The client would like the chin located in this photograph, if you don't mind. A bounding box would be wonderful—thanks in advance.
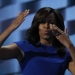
[44,36,53,40]
[44,36,50,39]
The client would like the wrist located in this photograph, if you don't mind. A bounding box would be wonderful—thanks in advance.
[67,43,74,50]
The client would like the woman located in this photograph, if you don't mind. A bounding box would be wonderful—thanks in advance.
[0,7,75,75]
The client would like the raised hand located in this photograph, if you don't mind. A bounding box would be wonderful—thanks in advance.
[8,9,30,31]
[51,24,73,48]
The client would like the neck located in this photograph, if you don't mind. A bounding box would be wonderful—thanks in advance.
[40,38,53,46]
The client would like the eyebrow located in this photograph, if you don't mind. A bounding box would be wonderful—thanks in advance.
[45,19,56,22]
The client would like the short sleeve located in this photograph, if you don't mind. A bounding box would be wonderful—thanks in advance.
[14,40,30,52]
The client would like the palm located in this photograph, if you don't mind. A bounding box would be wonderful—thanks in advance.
[9,9,29,30]
[52,25,72,48]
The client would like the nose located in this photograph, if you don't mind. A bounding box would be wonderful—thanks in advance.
[44,23,50,28]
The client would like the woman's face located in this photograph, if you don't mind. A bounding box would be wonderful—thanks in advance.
[39,13,56,40]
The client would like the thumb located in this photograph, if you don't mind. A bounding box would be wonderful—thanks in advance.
[18,11,21,16]
[64,28,67,34]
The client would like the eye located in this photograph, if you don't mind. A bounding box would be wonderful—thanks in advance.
[39,20,46,24]
[38,20,46,24]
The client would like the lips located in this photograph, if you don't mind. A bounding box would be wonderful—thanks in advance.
[44,30,50,33]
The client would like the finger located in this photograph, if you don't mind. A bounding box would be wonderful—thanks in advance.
[50,24,59,36]
[64,28,67,33]
[50,24,53,30]
[18,11,21,16]
[52,25,69,38]
[16,9,29,22]
[23,9,30,16]
[52,25,64,34]
[16,9,29,23]
[18,18,26,25]
[18,9,29,20]
[64,28,69,38]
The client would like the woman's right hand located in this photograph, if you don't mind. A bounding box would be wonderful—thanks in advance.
[8,9,30,31]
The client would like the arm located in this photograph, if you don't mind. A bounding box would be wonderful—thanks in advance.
[51,25,75,64]
[0,43,24,61]
[0,9,29,61]
[51,25,75,74]
[68,61,75,75]
[0,9,29,47]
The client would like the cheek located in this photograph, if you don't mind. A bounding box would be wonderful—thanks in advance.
[38,25,43,35]
[39,24,43,30]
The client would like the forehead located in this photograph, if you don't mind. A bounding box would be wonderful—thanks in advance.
[45,13,56,21]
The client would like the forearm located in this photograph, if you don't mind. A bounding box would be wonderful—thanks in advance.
[67,44,75,64]
[0,26,14,47]
[0,9,29,47]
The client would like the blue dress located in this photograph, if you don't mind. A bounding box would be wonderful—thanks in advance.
[14,40,72,75]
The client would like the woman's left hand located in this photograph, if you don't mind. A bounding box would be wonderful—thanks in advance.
[51,24,73,48]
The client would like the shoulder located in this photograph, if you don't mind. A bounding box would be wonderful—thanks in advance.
[14,40,30,48]
[13,40,30,61]
[14,40,29,45]
[14,40,34,52]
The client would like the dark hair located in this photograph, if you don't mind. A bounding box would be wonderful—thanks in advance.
[26,7,66,57]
